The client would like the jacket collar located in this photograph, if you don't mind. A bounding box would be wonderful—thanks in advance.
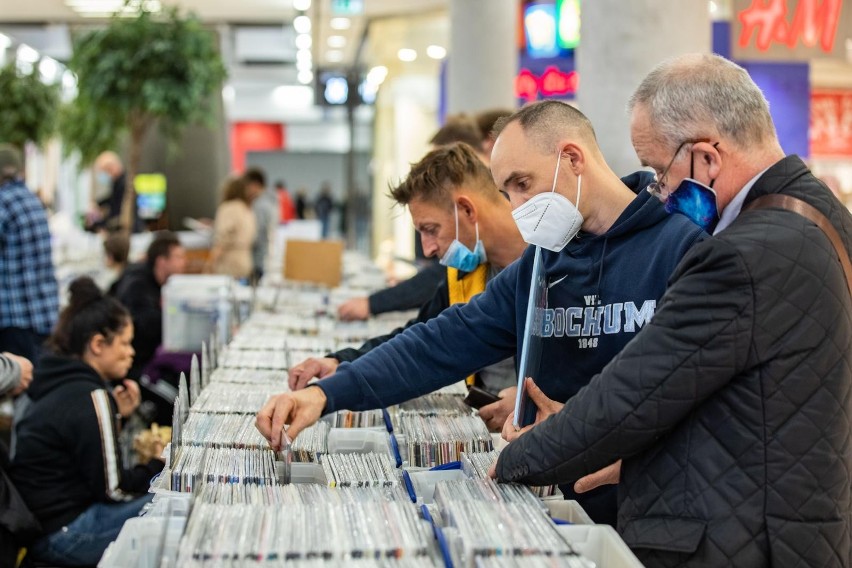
[741,155,810,209]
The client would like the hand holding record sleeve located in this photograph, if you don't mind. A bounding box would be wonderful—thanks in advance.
[502,378,564,442]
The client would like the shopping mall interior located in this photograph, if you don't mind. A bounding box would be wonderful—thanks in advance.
[1,0,852,566]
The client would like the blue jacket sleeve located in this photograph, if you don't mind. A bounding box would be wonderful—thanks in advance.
[318,261,521,413]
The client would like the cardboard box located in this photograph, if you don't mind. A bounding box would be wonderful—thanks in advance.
[284,239,343,287]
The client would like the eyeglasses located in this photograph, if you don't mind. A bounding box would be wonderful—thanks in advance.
[646,139,710,201]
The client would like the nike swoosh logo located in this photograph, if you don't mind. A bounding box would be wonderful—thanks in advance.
[549,275,568,288]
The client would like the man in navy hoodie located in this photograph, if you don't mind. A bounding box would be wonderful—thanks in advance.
[257,100,705,523]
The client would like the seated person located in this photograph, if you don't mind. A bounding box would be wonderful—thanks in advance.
[11,277,164,567]
[114,231,186,424]
[114,231,186,380]
[102,231,130,295]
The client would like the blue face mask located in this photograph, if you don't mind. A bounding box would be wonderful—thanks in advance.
[439,202,487,272]
[96,171,112,186]
[665,178,720,232]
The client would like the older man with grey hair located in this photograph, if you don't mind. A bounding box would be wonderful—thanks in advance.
[495,53,852,567]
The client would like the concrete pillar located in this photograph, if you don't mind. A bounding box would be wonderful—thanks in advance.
[577,0,711,176]
[447,0,518,114]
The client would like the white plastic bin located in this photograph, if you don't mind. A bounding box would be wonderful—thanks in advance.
[162,275,233,352]
[403,468,468,505]
[558,524,645,567]
[545,499,595,525]
[326,428,400,465]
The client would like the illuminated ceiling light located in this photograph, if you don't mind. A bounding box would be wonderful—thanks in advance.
[324,76,348,105]
[292,0,311,11]
[62,70,77,90]
[330,17,351,30]
[293,15,311,34]
[16,44,39,64]
[39,57,59,83]
[296,48,312,63]
[297,69,314,85]
[296,59,312,71]
[326,50,344,62]
[397,48,417,62]
[366,65,388,85]
[327,35,346,49]
[426,45,446,60]
[295,33,312,50]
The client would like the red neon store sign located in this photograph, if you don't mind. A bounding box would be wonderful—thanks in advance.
[738,0,842,53]
[516,66,579,102]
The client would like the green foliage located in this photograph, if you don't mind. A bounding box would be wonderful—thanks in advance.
[0,63,61,150]
[61,7,227,163]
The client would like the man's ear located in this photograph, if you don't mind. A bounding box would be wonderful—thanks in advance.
[559,142,586,175]
[456,195,478,224]
[694,141,722,181]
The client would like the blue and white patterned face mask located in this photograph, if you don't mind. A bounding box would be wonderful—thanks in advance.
[664,178,720,232]
[439,202,487,272]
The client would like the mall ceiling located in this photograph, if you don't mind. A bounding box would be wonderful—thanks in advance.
[0,0,447,67]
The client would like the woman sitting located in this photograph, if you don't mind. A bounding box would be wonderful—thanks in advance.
[11,277,164,566]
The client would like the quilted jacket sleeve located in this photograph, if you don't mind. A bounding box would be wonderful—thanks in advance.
[496,238,755,485]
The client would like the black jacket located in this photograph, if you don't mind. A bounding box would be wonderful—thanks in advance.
[113,262,162,379]
[11,355,163,534]
[367,262,445,316]
[496,156,852,567]
[332,270,449,363]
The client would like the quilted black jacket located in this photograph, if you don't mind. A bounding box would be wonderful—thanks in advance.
[496,155,852,567]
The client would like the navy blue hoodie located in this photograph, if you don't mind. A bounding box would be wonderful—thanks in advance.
[318,173,705,412]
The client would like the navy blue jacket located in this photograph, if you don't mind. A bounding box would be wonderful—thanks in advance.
[318,173,705,412]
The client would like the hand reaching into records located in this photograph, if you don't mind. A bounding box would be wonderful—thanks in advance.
[287,357,340,390]
[256,387,327,451]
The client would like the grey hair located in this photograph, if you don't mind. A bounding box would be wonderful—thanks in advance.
[493,100,598,153]
[628,53,777,152]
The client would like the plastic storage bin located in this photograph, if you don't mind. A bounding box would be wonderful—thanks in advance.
[545,499,595,525]
[326,428,402,466]
[162,275,233,352]
[558,524,644,567]
[402,468,469,504]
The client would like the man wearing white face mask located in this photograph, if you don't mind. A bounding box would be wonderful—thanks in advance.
[257,101,705,524]
[288,142,526,394]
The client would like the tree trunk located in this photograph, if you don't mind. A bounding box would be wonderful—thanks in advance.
[120,112,149,233]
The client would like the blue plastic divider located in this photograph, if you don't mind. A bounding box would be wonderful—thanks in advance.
[389,433,402,468]
[382,408,393,432]
[421,504,454,568]
[429,461,461,471]
[402,470,417,503]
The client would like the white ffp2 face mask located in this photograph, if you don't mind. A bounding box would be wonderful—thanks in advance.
[511,151,583,252]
